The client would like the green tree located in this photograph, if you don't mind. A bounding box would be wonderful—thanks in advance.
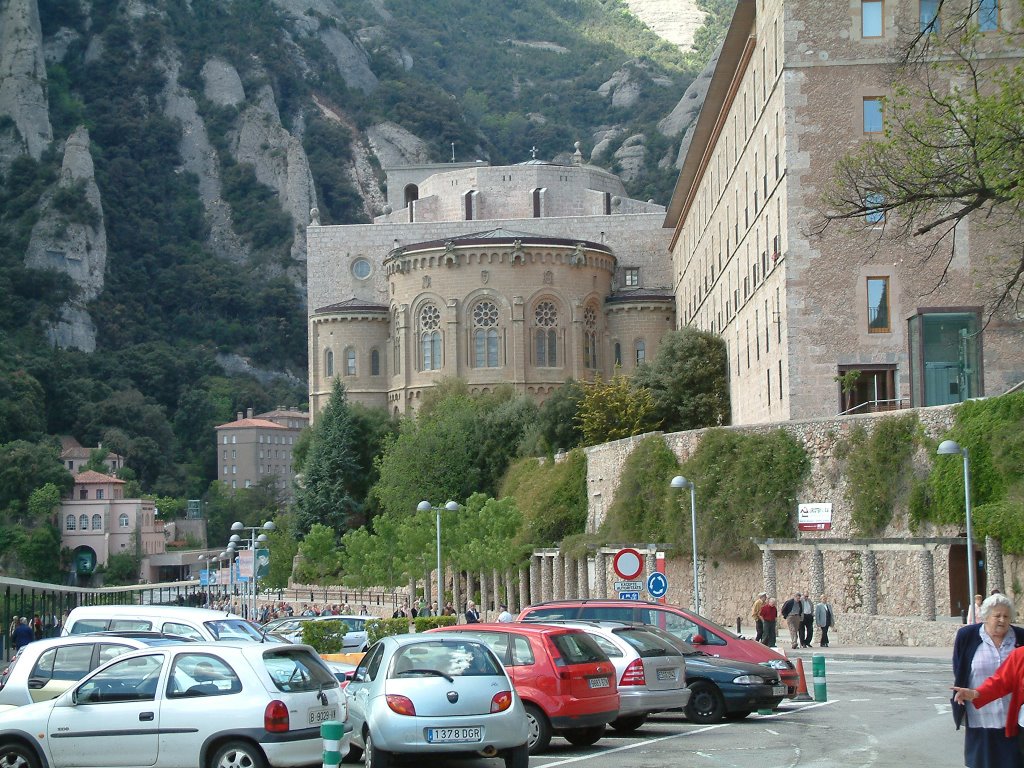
[27,483,63,521]
[822,6,1024,314]
[448,493,525,572]
[18,524,63,582]
[102,550,140,585]
[577,372,661,445]
[521,379,586,455]
[263,512,299,590]
[294,379,362,535]
[0,368,46,443]
[0,440,72,516]
[294,523,342,584]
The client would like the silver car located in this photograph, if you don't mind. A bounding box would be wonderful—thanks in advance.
[552,621,691,732]
[344,634,529,768]
[0,642,349,768]
[265,615,370,652]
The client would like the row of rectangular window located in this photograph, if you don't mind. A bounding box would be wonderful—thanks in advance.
[862,0,997,36]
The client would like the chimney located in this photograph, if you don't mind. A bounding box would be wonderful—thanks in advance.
[246,407,254,419]
[236,411,243,421]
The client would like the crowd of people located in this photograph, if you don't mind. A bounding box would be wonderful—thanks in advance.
[749,591,834,649]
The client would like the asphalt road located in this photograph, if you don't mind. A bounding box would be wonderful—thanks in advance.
[415,656,962,768]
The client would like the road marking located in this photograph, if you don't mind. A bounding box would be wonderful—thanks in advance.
[536,701,837,766]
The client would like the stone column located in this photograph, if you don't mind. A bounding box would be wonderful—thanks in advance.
[761,549,777,598]
[541,555,554,602]
[810,548,825,600]
[552,552,564,601]
[492,568,501,613]
[986,536,1005,595]
[918,548,936,621]
[860,550,877,615]
[480,569,490,618]
[596,551,608,598]
[529,556,541,605]
[519,566,530,612]
[577,557,589,599]
[505,570,515,611]
[563,555,578,599]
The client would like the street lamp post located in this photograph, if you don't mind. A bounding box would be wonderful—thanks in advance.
[230,520,276,620]
[937,440,976,620]
[670,475,701,616]
[417,500,459,608]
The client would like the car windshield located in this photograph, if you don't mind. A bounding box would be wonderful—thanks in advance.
[339,619,365,632]
[263,649,337,692]
[391,640,503,678]
[204,619,264,641]
[615,628,680,657]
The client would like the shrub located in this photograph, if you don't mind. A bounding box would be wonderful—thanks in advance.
[366,617,413,644]
[413,615,457,633]
[301,620,347,654]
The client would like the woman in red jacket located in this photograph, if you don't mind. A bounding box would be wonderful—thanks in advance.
[954,643,1024,762]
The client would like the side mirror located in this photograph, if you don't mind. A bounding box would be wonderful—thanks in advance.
[691,634,706,645]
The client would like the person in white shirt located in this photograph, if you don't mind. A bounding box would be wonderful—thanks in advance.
[497,604,513,623]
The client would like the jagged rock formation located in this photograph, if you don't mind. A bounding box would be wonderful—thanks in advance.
[230,84,317,267]
[622,0,706,50]
[0,0,52,167]
[598,61,675,110]
[164,54,250,264]
[201,57,245,107]
[661,42,723,167]
[24,126,107,351]
[366,121,432,168]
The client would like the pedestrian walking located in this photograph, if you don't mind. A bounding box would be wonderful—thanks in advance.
[781,592,801,649]
[751,592,767,642]
[11,617,34,652]
[951,593,1024,768]
[759,597,778,648]
[800,592,815,648]
[815,594,835,648]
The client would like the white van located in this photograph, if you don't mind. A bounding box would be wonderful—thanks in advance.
[61,605,269,642]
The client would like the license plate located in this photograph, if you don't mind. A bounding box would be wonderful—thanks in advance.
[308,706,337,725]
[426,727,482,743]
[656,668,676,681]
[772,685,786,696]
[589,676,610,689]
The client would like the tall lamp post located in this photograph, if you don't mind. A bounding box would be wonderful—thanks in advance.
[670,475,701,616]
[937,440,976,620]
[230,520,275,620]
[417,500,459,607]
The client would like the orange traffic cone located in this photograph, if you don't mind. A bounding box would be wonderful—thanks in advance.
[792,658,812,701]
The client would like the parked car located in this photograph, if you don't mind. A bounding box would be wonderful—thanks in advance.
[636,625,788,723]
[261,615,370,652]
[0,641,348,768]
[534,621,691,732]
[324,659,357,687]
[427,622,619,753]
[62,605,271,643]
[343,634,529,768]
[518,599,799,695]
[0,633,190,711]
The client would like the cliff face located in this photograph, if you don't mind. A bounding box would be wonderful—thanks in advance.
[0,0,52,166]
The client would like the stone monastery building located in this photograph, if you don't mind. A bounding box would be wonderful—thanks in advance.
[307,150,676,416]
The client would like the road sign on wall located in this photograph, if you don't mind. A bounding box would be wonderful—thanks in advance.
[619,591,641,601]
[613,548,644,580]
[647,572,668,599]
[613,580,644,592]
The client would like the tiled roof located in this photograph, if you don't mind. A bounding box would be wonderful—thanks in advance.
[395,227,611,256]
[313,297,389,314]
[257,409,310,420]
[74,470,125,484]
[214,418,287,430]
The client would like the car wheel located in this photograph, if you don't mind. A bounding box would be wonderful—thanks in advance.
[610,714,647,732]
[685,680,727,724]
[0,743,40,768]
[364,731,391,768]
[725,709,752,720]
[502,743,529,768]
[562,725,604,746]
[341,744,362,764]
[524,703,552,754]
[210,741,266,768]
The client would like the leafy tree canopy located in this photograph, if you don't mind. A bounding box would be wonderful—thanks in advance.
[577,371,661,445]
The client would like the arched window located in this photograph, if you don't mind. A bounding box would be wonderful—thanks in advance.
[534,301,559,367]
[404,184,419,207]
[79,514,89,530]
[583,304,598,370]
[418,304,442,371]
[324,348,334,378]
[92,514,102,530]
[472,300,500,368]
[66,515,76,531]
[614,341,622,367]
[370,349,381,376]
[119,513,130,528]
[392,309,402,375]
[635,339,646,366]
[345,347,356,376]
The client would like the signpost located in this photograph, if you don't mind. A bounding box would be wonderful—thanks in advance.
[613,548,644,580]
[647,572,668,599]
[798,503,833,531]
[619,591,641,601]
[613,580,644,593]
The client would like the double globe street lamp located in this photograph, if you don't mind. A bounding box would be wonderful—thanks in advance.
[417,500,459,606]
[228,520,275,619]
[937,440,976,619]
[670,475,701,616]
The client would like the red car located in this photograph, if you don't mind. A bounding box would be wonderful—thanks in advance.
[427,623,619,753]
[518,599,799,696]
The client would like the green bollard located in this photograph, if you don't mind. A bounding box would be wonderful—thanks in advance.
[812,653,827,702]
[321,720,344,768]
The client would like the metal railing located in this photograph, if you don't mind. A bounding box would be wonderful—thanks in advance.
[838,397,909,416]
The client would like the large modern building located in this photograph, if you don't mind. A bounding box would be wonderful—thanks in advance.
[214,407,308,496]
[306,151,677,417]
[665,0,1023,424]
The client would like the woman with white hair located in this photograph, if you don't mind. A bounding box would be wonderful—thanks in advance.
[951,593,1024,767]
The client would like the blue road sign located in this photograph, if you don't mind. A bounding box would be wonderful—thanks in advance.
[619,591,641,601]
[647,572,668,599]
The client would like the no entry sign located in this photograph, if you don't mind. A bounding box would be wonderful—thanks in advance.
[613,548,644,580]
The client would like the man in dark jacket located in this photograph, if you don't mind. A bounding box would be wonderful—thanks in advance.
[12,617,34,651]
[780,592,801,649]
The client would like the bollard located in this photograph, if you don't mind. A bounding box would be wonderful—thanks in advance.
[322,720,344,768]
[812,653,827,702]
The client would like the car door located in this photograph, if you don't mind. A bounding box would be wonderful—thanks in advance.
[47,652,165,768]
[27,644,94,703]
[345,642,384,746]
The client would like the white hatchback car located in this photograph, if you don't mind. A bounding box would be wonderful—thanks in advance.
[0,642,349,768]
